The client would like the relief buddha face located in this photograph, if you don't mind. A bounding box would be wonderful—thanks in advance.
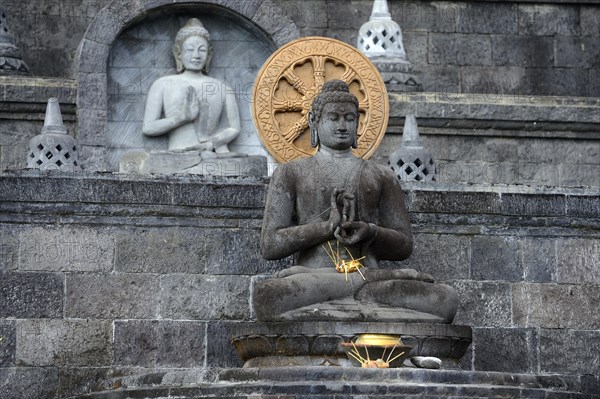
[179,35,209,73]
[316,102,358,151]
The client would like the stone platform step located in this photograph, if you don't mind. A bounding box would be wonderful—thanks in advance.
[70,367,599,399]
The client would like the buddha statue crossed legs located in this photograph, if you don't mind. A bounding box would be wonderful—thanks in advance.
[253,80,458,323]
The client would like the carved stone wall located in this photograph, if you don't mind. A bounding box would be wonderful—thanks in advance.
[0,174,598,398]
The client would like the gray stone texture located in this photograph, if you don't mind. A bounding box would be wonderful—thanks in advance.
[555,36,600,69]
[512,283,600,329]
[206,321,244,368]
[0,228,19,271]
[113,320,205,367]
[471,236,521,281]
[0,272,63,318]
[520,238,555,283]
[0,320,16,366]
[66,273,160,319]
[555,238,600,284]
[115,228,206,274]
[16,320,112,366]
[0,367,59,399]
[160,274,250,320]
[540,329,600,375]
[429,34,492,66]
[492,36,553,67]
[19,227,114,272]
[472,327,538,373]
[518,4,580,36]
[451,281,512,327]
[457,3,517,34]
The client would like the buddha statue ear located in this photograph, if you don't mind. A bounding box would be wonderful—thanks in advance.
[203,46,213,74]
[172,45,184,73]
[308,111,319,148]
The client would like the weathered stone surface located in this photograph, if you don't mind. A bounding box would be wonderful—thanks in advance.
[540,329,600,374]
[457,3,517,34]
[66,273,160,319]
[518,4,580,36]
[559,163,600,187]
[429,34,492,66]
[501,193,565,217]
[205,229,289,275]
[492,36,553,67]
[77,73,107,110]
[16,320,111,366]
[0,228,19,271]
[57,367,120,399]
[581,6,600,36]
[522,67,589,97]
[471,236,521,281]
[115,228,206,273]
[252,0,300,46]
[206,321,244,368]
[385,234,470,281]
[512,283,600,329]
[161,274,250,320]
[0,272,63,318]
[451,281,512,327]
[392,1,456,33]
[19,226,114,272]
[520,238,555,283]
[0,320,16,366]
[556,238,600,284]
[113,320,205,367]
[472,327,538,372]
[0,367,59,399]
[555,36,600,69]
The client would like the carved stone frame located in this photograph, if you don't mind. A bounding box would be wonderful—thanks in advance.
[75,0,300,170]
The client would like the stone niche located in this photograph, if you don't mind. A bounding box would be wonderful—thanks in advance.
[76,0,299,172]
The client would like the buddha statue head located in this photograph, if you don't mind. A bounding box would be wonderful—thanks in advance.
[309,80,359,149]
[172,18,212,74]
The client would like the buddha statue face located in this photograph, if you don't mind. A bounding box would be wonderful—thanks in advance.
[172,18,212,74]
[315,101,358,151]
[179,35,209,73]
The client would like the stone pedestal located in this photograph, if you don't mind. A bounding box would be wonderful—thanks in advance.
[231,321,472,369]
[119,151,268,177]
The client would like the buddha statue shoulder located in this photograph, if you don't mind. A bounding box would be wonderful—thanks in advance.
[253,80,458,323]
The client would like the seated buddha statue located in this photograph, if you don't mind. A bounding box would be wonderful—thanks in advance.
[253,80,458,323]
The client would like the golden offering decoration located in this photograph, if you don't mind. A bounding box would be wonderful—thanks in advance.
[342,334,412,368]
[252,37,389,163]
[322,241,366,281]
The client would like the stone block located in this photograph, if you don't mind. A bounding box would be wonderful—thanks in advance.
[566,195,600,219]
[325,0,368,30]
[403,32,428,66]
[520,238,555,283]
[274,0,328,29]
[252,0,300,47]
[429,34,492,66]
[515,163,560,187]
[460,66,525,96]
[522,67,588,97]
[205,229,289,275]
[555,36,600,69]
[559,163,600,187]
[0,367,59,399]
[556,238,600,284]
[451,281,512,327]
[19,226,114,272]
[0,320,16,366]
[387,234,470,281]
[16,320,111,366]
[501,193,565,217]
[457,3,517,34]
[161,274,250,320]
[113,320,205,367]
[512,283,600,329]
[79,145,108,172]
[392,1,456,33]
[206,321,244,368]
[57,367,116,399]
[0,228,19,271]
[77,108,107,146]
[472,327,538,373]
[581,6,600,36]
[590,68,600,97]
[0,272,63,318]
[115,228,206,274]
[77,73,108,110]
[66,273,160,319]
[471,236,521,281]
[540,329,600,374]
[420,65,461,93]
[78,39,110,74]
[492,36,553,67]
[518,4,580,36]
[409,190,501,215]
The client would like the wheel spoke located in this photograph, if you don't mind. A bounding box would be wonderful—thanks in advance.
[273,97,304,112]
[282,67,310,96]
[282,114,309,142]
[311,56,326,90]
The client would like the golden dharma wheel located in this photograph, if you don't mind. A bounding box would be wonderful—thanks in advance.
[252,37,389,163]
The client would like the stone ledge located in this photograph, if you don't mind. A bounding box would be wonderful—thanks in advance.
[389,92,600,138]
